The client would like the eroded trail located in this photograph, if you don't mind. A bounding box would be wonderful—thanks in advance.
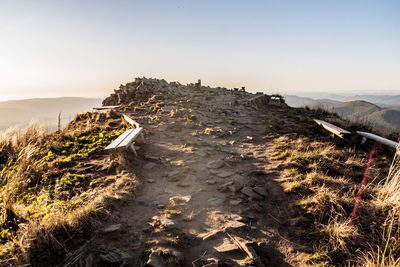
[85,86,309,266]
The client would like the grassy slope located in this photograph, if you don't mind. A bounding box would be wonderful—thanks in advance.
[264,106,397,266]
[333,100,400,134]
[333,100,382,119]
[366,109,400,133]
[0,110,138,265]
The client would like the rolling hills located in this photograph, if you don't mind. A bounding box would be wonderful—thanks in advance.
[285,95,400,133]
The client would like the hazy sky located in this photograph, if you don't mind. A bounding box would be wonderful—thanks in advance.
[1,0,399,100]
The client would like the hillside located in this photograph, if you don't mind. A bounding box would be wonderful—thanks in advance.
[285,96,400,133]
[332,100,400,133]
[284,95,341,108]
[0,78,397,266]
[366,109,400,132]
[285,93,400,108]
[0,97,102,130]
[333,100,382,119]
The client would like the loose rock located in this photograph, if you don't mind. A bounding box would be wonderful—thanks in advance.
[241,187,263,200]
[207,159,225,169]
[253,186,268,197]
[100,224,123,233]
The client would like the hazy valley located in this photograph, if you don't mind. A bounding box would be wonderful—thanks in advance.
[0,97,102,131]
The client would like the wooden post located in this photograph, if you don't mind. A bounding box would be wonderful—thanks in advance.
[58,112,61,133]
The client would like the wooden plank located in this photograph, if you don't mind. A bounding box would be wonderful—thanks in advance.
[357,131,400,149]
[122,114,140,128]
[104,129,134,150]
[314,119,351,138]
[117,127,143,149]
[93,105,121,110]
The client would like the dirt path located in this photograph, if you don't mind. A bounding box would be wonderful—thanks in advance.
[81,88,310,266]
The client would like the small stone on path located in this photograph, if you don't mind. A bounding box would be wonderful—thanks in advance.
[241,187,263,200]
[101,224,123,233]
[253,186,268,197]
[208,197,225,206]
[210,169,236,178]
[229,199,242,206]
[144,162,156,169]
[206,179,216,185]
[207,159,225,169]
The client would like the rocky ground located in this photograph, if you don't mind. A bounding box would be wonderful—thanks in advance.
[63,78,312,266]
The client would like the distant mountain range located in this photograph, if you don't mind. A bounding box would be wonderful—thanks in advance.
[285,95,400,133]
[286,94,400,108]
[0,97,102,131]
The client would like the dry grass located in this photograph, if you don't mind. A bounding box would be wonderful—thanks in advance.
[0,113,138,265]
[376,148,400,208]
[269,134,391,265]
[357,148,400,266]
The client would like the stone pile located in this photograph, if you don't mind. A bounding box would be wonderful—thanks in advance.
[102,77,181,106]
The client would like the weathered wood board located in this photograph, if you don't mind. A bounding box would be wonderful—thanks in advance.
[314,119,351,138]
[357,131,400,149]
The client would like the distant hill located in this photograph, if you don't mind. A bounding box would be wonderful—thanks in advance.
[0,97,102,130]
[347,95,400,108]
[284,95,341,108]
[364,108,400,133]
[285,95,400,133]
[331,100,400,133]
[333,100,381,120]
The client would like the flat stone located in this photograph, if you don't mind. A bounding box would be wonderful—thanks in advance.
[167,170,180,177]
[207,159,225,169]
[228,184,243,193]
[195,151,208,157]
[208,197,225,206]
[144,162,156,169]
[152,216,176,228]
[147,179,155,183]
[199,229,224,241]
[206,179,216,185]
[210,169,236,178]
[253,186,268,197]
[101,224,123,233]
[241,187,263,200]
[144,155,160,161]
[252,202,264,212]
[100,249,133,263]
[217,181,233,191]
[229,199,242,206]
[214,237,240,253]
[232,175,247,186]
[166,170,184,182]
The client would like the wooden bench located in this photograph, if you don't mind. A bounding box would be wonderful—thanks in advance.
[314,119,351,139]
[93,105,121,111]
[104,127,144,156]
[104,114,145,155]
[357,131,400,149]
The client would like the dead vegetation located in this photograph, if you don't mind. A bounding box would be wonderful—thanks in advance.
[0,110,139,265]
[268,111,398,265]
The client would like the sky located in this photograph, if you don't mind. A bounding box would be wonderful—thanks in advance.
[1,0,400,100]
